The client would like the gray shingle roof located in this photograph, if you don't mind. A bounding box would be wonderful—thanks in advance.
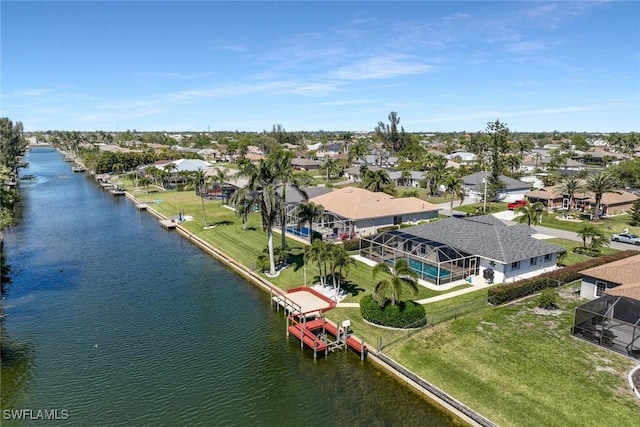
[399,215,564,263]
[462,171,530,191]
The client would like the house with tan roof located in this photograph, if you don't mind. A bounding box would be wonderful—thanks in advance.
[525,184,637,215]
[573,254,640,358]
[307,186,440,239]
[579,254,640,300]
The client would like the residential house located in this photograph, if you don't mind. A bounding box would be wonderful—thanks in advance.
[525,185,637,215]
[306,186,440,239]
[291,158,321,171]
[579,255,640,300]
[359,214,564,286]
[573,255,640,358]
[462,171,530,202]
[387,170,425,188]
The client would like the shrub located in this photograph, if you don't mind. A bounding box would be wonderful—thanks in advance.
[342,237,360,252]
[537,288,559,309]
[360,295,427,328]
[488,250,638,305]
[376,225,400,233]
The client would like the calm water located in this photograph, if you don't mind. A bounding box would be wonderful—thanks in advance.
[1,147,455,426]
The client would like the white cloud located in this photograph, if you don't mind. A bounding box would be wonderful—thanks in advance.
[331,55,435,80]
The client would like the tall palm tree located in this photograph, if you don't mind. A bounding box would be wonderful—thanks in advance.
[269,149,308,250]
[443,173,465,217]
[295,201,325,242]
[304,240,331,286]
[555,176,584,213]
[514,200,546,227]
[237,158,286,276]
[320,157,341,182]
[229,186,252,230]
[371,258,419,307]
[362,169,392,194]
[585,172,619,222]
[329,244,356,296]
[348,141,369,166]
[192,168,210,227]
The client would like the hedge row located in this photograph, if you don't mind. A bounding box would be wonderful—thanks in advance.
[487,250,639,305]
[342,237,360,252]
[360,295,427,328]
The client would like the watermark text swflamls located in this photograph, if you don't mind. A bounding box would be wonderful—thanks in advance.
[3,409,69,421]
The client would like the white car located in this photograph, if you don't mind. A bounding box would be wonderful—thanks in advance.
[611,232,640,245]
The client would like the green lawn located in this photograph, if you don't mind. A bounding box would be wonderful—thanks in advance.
[454,202,509,215]
[545,238,619,266]
[130,187,469,303]
[540,212,640,236]
[383,292,639,427]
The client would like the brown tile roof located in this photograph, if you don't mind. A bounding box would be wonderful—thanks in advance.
[525,185,637,206]
[580,254,640,287]
[605,282,640,300]
[309,186,440,220]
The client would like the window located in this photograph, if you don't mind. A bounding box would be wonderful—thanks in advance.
[544,253,551,262]
[595,281,607,297]
[511,261,520,270]
[530,257,537,266]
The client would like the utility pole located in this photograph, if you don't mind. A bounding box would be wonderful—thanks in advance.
[483,170,488,214]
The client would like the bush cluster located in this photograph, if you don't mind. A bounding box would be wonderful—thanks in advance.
[341,237,360,252]
[487,250,638,305]
[537,288,559,309]
[376,225,400,233]
[360,295,427,328]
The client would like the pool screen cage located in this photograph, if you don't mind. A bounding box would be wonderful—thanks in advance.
[572,294,640,359]
[360,230,478,286]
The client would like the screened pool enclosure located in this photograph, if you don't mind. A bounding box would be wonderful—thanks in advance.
[572,295,640,359]
[359,230,479,286]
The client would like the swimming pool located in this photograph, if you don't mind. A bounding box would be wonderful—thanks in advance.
[386,258,451,280]
[286,226,310,238]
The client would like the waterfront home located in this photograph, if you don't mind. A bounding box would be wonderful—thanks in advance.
[359,215,564,286]
[305,186,440,240]
[461,171,530,202]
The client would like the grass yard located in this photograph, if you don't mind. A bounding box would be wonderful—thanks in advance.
[383,291,639,427]
[129,187,469,302]
[541,213,640,236]
[545,238,619,266]
[454,202,509,215]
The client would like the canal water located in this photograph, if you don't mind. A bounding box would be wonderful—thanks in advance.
[1,147,455,426]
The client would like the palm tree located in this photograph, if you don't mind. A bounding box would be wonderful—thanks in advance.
[211,167,233,205]
[362,169,392,194]
[192,168,210,227]
[269,149,308,250]
[443,173,465,217]
[576,224,608,250]
[328,244,356,296]
[237,158,286,276]
[348,141,369,166]
[295,201,325,243]
[514,200,546,227]
[304,240,331,286]
[585,172,619,222]
[230,187,252,230]
[555,176,584,213]
[320,157,341,182]
[371,259,419,307]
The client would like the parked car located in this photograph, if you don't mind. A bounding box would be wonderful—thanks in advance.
[507,200,527,210]
[610,233,640,245]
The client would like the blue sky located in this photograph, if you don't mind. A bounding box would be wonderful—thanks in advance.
[2,1,639,132]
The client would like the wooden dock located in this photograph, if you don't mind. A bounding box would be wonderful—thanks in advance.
[109,188,126,196]
[286,315,366,360]
[72,165,86,172]
[160,219,178,229]
[135,203,148,210]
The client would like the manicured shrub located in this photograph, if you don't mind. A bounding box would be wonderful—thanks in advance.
[376,225,400,233]
[488,250,638,305]
[360,295,427,328]
[537,288,559,309]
